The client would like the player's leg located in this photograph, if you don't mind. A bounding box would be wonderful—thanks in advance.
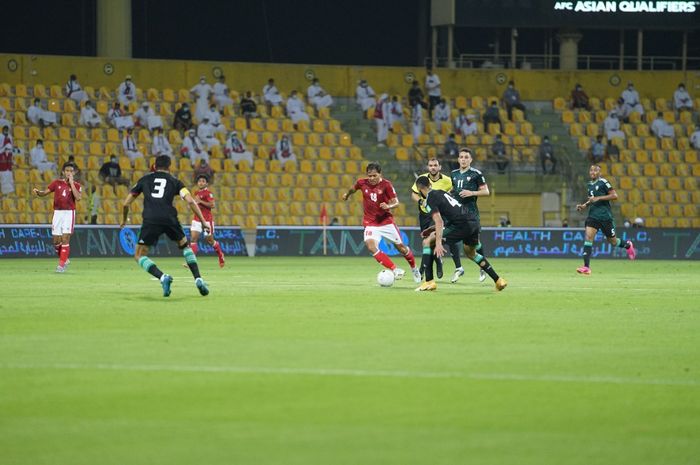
[189,221,202,254]
[464,224,506,291]
[51,211,64,271]
[59,233,72,268]
[578,223,597,274]
[364,227,397,272]
[173,230,209,296]
[205,223,225,267]
[135,224,173,296]
[449,240,466,283]
[382,224,418,281]
[604,222,636,260]
[416,232,438,291]
[475,241,487,283]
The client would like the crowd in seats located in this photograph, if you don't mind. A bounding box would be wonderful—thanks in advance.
[555,82,699,228]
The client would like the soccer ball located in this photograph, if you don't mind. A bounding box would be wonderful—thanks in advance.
[377,269,395,287]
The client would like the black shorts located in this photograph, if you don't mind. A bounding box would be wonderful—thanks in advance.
[419,212,434,232]
[138,222,186,247]
[443,220,480,247]
[585,218,616,238]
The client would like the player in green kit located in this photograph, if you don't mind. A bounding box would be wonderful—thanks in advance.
[450,148,490,284]
[575,164,636,275]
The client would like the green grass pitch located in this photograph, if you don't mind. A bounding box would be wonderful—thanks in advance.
[1,256,699,465]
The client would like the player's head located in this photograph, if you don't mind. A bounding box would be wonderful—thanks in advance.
[458,148,473,169]
[427,158,441,176]
[589,164,601,179]
[366,162,382,185]
[415,175,431,194]
[196,174,209,188]
[154,155,171,171]
[61,162,76,178]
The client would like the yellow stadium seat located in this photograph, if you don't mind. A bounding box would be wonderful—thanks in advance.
[645,218,659,228]
[667,177,681,190]
[660,218,676,228]
[553,97,566,111]
[643,164,658,177]
[620,204,635,218]
[684,178,697,191]
[643,137,657,150]
[677,218,691,228]
[683,204,697,217]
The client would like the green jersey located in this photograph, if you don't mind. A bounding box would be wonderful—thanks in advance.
[586,177,615,222]
[450,167,486,220]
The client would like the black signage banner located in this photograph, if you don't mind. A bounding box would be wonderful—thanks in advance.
[255,227,700,260]
[0,225,248,258]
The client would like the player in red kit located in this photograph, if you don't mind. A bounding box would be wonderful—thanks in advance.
[189,175,225,267]
[342,162,421,283]
[32,162,82,273]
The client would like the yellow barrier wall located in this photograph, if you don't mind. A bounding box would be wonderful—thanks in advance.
[1,53,695,101]
[483,193,542,227]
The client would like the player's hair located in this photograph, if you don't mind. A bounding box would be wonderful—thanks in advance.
[458,147,473,157]
[591,164,601,170]
[427,157,440,165]
[196,174,209,182]
[155,155,171,169]
[415,175,431,188]
[366,162,382,173]
[61,162,76,171]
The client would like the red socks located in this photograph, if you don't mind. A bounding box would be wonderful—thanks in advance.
[190,242,199,254]
[59,245,70,267]
[403,250,416,268]
[54,244,61,256]
[213,241,223,256]
[373,250,395,270]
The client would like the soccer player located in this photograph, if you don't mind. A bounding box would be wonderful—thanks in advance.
[410,158,463,281]
[575,164,636,275]
[414,175,507,292]
[342,162,421,283]
[119,155,210,297]
[189,174,225,267]
[32,162,82,273]
[450,148,490,284]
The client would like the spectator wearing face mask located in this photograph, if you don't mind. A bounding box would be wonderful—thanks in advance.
[539,136,556,174]
[99,155,130,193]
[174,103,193,133]
[117,75,137,107]
[571,83,590,111]
[191,75,214,123]
[502,80,527,121]
[673,83,693,112]
[30,139,57,174]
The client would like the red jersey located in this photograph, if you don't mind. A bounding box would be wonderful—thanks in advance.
[48,179,81,211]
[193,188,214,222]
[354,178,397,227]
[0,151,11,171]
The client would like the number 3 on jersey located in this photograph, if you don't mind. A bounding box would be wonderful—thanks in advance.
[152,178,167,198]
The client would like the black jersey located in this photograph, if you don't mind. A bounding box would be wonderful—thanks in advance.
[425,189,469,225]
[130,171,187,225]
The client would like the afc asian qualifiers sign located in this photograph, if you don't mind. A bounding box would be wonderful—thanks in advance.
[554,1,697,13]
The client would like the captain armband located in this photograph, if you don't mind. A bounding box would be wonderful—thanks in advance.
[179,187,191,199]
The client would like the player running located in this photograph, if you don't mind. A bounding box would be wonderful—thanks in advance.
[411,158,463,281]
[32,162,82,273]
[575,164,636,275]
[450,148,490,284]
[342,162,421,283]
[188,174,225,267]
[414,175,507,292]
[119,155,210,297]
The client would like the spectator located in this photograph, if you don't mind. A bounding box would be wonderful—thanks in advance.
[212,75,233,110]
[99,155,130,192]
[388,95,404,129]
[483,100,503,132]
[502,80,527,121]
[433,98,451,133]
[562,218,569,227]
[86,184,101,225]
[620,82,644,116]
[193,159,215,184]
[690,124,700,150]
[673,83,693,112]
[614,97,630,122]
[632,217,645,228]
[271,134,297,167]
[27,98,56,127]
[539,136,556,174]
[374,93,390,146]
[239,91,258,129]
[407,81,424,108]
[491,134,509,174]
[30,139,57,174]
[589,135,605,163]
[196,117,220,151]
[133,102,157,130]
[181,129,208,166]
[79,100,102,128]
[606,138,620,161]
[151,127,173,159]
[122,127,144,167]
[286,90,310,129]
[455,110,477,137]
[108,102,133,130]
[190,75,213,123]
[443,133,459,159]
[224,131,254,166]
[329,217,340,226]
[173,103,193,133]
[206,103,226,134]
[117,75,137,107]
[65,74,87,104]
[604,110,625,140]
[499,216,512,227]
[454,108,468,136]
[411,104,423,139]
[0,105,10,129]
[571,83,590,110]
[0,126,14,195]
[650,112,674,139]
[355,80,376,113]
[424,69,442,118]
[262,78,283,112]
[307,78,333,110]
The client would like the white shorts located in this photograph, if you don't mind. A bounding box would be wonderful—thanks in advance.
[191,220,214,234]
[363,223,404,245]
[52,210,75,236]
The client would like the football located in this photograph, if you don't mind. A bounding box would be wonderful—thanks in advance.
[377,269,395,287]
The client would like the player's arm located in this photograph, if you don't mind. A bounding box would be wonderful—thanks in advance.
[67,177,82,202]
[32,187,51,197]
[432,211,446,257]
[380,196,399,211]
[182,190,210,230]
[197,198,215,208]
[119,193,137,228]
[341,187,356,201]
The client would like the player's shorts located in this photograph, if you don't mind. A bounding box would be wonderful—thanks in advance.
[138,222,186,247]
[51,210,75,236]
[190,220,214,234]
[363,223,404,245]
[418,211,434,232]
[443,220,480,247]
[585,218,616,238]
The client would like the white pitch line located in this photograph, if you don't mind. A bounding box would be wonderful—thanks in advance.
[2,362,698,387]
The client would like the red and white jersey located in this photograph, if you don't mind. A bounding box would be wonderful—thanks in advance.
[192,188,214,223]
[48,179,81,211]
[353,178,397,227]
